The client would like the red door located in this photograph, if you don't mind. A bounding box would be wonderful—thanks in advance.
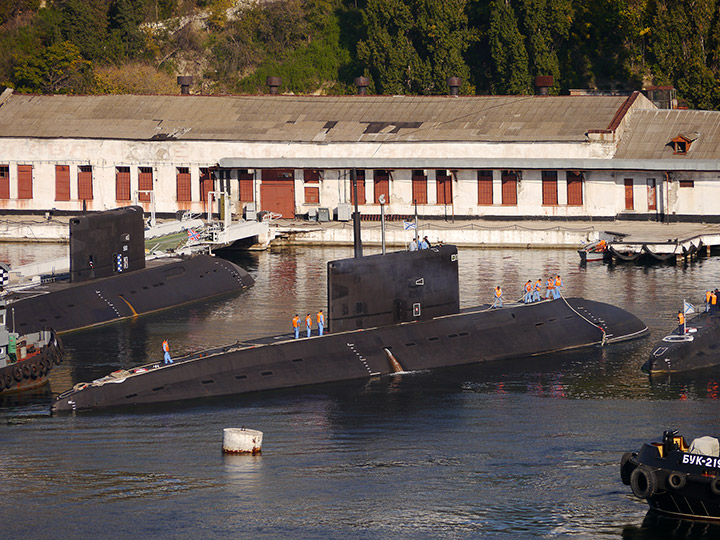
[501,172,517,205]
[261,169,295,218]
[55,165,70,201]
[624,179,634,210]
[17,165,32,199]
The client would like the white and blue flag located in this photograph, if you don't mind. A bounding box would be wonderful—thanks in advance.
[684,300,695,315]
[403,221,416,231]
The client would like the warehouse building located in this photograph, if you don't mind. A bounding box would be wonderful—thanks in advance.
[0,85,718,222]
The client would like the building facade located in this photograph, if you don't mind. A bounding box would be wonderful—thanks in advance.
[0,88,718,221]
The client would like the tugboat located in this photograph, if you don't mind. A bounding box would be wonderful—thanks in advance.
[621,429,720,520]
[0,299,63,394]
[578,239,609,263]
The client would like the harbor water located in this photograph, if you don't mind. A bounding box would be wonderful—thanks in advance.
[3,242,720,539]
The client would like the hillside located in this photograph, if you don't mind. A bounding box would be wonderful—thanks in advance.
[1,0,719,109]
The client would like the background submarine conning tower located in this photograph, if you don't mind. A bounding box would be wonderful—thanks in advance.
[69,206,146,283]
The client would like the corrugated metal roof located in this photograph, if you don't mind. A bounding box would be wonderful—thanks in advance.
[615,109,720,160]
[0,93,631,143]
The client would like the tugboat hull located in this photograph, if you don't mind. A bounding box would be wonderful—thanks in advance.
[0,330,63,395]
[622,431,720,520]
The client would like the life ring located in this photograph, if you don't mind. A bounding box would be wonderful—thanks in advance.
[631,465,657,499]
[620,452,636,486]
[30,362,39,379]
[667,471,687,490]
[710,476,720,496]
[22,363,31,379]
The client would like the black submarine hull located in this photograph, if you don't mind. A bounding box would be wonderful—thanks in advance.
[51,296,647,412]
[9,255,254,335]
[644,311,720,374]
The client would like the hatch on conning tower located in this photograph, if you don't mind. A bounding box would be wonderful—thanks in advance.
[327,245,460,332]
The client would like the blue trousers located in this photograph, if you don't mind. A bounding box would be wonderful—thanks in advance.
[318,323,324,336]
[164,351,172,364]
[294,327,299,339]
[307,326,311,337]
[524,292,532,303]
[533,291,541,302]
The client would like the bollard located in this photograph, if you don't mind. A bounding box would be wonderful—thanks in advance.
[223,427,263,455]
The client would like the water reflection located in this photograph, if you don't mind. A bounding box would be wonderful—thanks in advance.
[623,511,720,539]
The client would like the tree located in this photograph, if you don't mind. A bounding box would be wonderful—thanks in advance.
[13,40,92,93]
[487,0,531,94]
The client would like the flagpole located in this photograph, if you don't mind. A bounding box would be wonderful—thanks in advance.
[414,199,419,245]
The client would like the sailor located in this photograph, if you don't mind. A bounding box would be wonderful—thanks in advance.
[317,309,325,336]
[554,275,563,299]
[419,237,429,250]
[677,311,685,335]
[162,339,173,364]
[713,290,719,314]
[292,314,300,339]
[533,279,542,302]
[408,239,418,251]
[306,313,312,338]
[545,277,555,299]
[492,286,503,308]
[524,280,533,304]
[706,290,712,312]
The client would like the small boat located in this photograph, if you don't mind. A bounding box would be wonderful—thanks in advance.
[621,430,720,520]
[578,240,608,263]
[0,299,63,395]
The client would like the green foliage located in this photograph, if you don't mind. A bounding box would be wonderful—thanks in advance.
[3,0,720,108]
[488,0,531,94]
[12,40,92,93]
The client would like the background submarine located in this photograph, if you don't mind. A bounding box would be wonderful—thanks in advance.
[5,206,254,335]
[52,211,648,411]
[645,310,720,374]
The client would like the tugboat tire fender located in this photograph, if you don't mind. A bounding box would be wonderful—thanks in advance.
[13,366,23,381]
[52,349,62,365]
[710,476,720,496]
[667,471,687,490]
[4,373,12,388]
[631,465,657,499]
[30,362,39,379]
[620,452,637,486]
[21,363,31,379]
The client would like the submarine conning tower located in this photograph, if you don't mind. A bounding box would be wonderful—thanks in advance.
[327,245,460,332]
[69,206,146,283]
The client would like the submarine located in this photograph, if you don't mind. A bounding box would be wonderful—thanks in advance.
[644,309,720,374]
[5,206,254,335]
[52,211,648,412]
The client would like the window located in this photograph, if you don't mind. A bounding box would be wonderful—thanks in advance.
[176,167,191,202]
[199,168,213,202]
[303,169,319,204]
[501,171,517,205]
[436,170,452,205]
[624,179,634,210]
[138,167,153,202]
[55,165,70,201]
[78,165,93,200]
[238,170,253,202]
[541,171,558,205]
[670,135,693,155]
[679,180,695,188]
[374,170,390,204]
[303,169,320,183]
[17,165,32,199]
[477,170,493,205]
[647,178,657,210]
[304,187,319,203]
[0,165,8,199]
[567,171,583,206]
[116,167,131,201]
[350,170,366,205]
[412,170,427,204]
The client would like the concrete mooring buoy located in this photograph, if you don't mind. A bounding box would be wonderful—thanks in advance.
[222,427,263,455]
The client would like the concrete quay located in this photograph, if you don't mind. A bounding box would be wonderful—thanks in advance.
[270,219,720,251]
[1,214,720,253]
